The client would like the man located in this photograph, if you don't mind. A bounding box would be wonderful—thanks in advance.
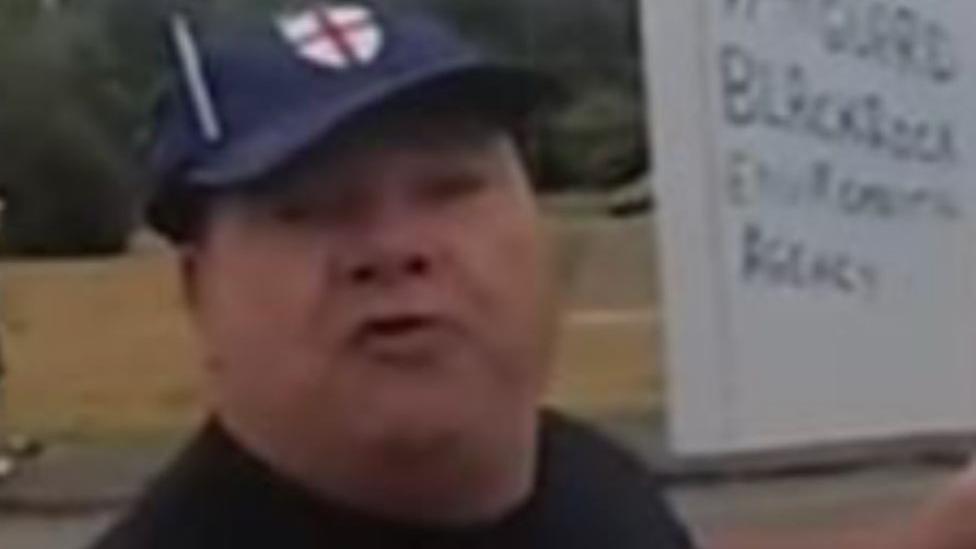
[91,3,695,548]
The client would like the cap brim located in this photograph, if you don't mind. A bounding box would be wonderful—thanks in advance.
[184,61,564,188]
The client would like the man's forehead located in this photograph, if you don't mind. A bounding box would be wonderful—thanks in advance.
[280,111,509,179]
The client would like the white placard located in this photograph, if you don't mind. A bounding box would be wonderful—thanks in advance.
[643,0,976,456]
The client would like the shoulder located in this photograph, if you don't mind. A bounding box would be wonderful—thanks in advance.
[87,454,214,549]
[87,470,202,549]
[86,426,250,549]
[535,411,698,548]
[539,410,665,496]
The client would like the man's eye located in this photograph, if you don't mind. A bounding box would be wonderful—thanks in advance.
[424,175,486,203]
[271,204,315,224]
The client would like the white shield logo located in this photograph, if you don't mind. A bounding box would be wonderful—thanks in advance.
[277,4,384,70]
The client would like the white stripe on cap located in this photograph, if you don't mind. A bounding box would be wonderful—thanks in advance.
[170,14,223,143]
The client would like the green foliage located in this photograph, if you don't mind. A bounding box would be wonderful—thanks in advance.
[532,87,648,192]
[0,9,142,256]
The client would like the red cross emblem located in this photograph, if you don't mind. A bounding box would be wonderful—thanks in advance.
[277,4,384,70]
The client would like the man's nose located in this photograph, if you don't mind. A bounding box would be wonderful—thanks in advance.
[347,249,432,287]
[339,223,437,288]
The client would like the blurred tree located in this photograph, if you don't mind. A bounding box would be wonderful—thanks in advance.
[0,7,140,256]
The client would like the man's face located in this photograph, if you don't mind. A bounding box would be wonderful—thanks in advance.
[183,116,556,460]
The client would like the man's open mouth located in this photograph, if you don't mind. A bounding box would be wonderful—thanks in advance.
[350,314,452,362]
[364,316,437,338]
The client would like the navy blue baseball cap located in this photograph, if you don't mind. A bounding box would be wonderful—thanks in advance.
[147,2,560,240]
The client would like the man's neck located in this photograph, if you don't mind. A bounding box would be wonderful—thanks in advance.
[221,412,540,527]
[343,430,538,526]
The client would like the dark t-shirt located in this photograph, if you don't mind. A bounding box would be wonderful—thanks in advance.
[91,412,697,548]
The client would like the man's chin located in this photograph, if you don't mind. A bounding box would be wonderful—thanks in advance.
[353,406,465,463]
[347,386,482,451]
[338,355,506,450]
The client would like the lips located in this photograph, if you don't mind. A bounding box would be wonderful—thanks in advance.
[364,315,438,338]
[351,312,452,358]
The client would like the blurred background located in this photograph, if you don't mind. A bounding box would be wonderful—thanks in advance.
[2,1,963,548]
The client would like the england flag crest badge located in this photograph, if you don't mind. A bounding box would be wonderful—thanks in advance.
[277,4,384,70]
